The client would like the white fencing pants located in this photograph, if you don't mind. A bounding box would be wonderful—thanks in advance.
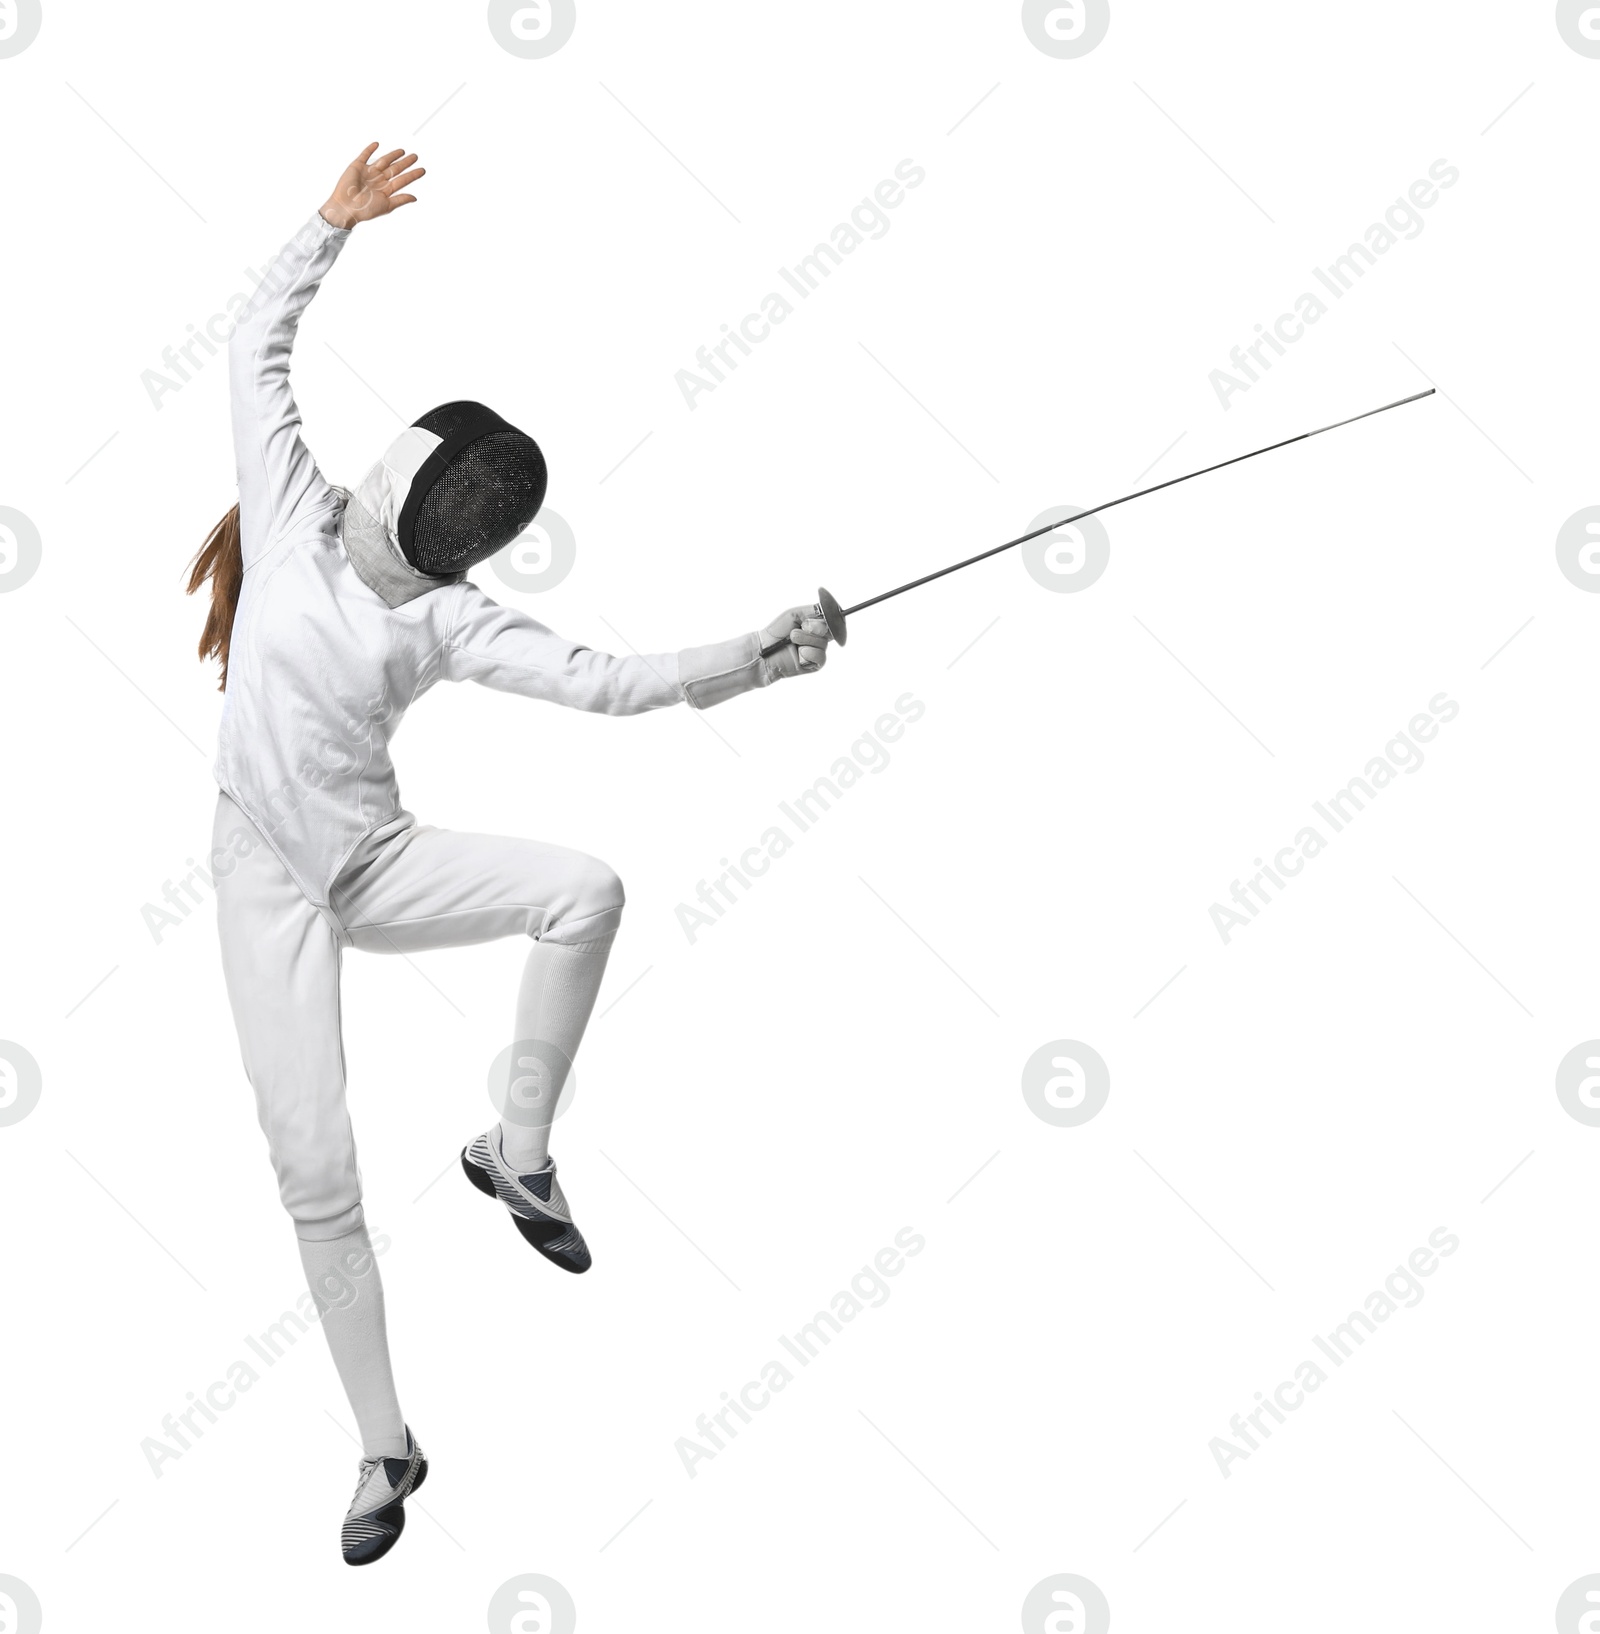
[213,792,620,1239]
[213,793,619,1456]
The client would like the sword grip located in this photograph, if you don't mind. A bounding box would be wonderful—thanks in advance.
[760,601,823,659]
[758,587,848,658]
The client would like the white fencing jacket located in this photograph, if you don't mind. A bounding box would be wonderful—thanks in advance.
[216,213,766,909]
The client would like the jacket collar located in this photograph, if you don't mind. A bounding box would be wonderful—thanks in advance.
[340,493,460,607]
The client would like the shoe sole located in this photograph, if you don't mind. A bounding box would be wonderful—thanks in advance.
[460,1146,591,1273]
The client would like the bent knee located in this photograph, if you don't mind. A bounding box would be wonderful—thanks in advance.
[591,858,625,911]
[543,856,625,946]
[577,856,624,919]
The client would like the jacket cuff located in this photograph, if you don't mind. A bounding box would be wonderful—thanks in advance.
[312,207,354,241]
[678,633,763,709]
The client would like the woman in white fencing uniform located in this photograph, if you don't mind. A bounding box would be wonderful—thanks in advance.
[189,145,832,1564]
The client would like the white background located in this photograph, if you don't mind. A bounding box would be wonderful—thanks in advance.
[1,1,1595,1628]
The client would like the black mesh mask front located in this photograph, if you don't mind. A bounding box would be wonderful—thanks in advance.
[398,401,548,577]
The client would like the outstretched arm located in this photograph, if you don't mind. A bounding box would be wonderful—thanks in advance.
[229,145,425,568]
[443,586,831,714]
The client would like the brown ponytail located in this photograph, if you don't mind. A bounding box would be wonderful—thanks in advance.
[186,503,243,692]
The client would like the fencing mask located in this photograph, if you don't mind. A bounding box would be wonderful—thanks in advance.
[397,401,548,577]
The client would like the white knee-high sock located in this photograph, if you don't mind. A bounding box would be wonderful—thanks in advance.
[497,934,614,1172]
[298,1225,408,1459]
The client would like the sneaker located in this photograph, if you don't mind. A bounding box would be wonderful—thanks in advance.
[461,1129,592,1273]
[341,1427,427,1566]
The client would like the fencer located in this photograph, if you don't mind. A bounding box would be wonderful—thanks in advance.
[188,145,834,1564]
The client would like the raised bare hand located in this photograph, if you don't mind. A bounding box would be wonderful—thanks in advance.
[320,143,426,230]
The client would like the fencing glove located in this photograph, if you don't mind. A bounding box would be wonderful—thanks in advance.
[759,606,831,680]
[678,604,834,710]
